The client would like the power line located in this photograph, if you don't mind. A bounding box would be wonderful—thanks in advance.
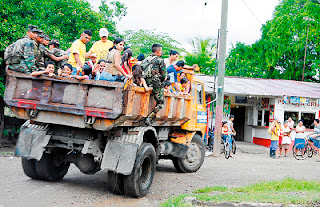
[242,0,263,25]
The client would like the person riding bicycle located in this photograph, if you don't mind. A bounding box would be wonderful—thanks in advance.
[222,121,233,157]
[308,119,320,162]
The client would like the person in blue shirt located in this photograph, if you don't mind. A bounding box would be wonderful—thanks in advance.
[166,60,194,93]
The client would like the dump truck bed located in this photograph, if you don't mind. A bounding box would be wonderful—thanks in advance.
[4,70,192,131]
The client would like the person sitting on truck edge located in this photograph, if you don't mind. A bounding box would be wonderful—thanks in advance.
[86,28,113,63]
[163,80,173,94]
[31,61,55,77]
[178,78,191,95]
[179,72,191,93]
[140,44,167,126]
[132,65,152,91]
[121,47,133,75]
[58,63,73,78]
[167,60,194,93]
[68,29,92,75]
[98,38,132,81]
[73,64,92,80]
[7,25,39,73]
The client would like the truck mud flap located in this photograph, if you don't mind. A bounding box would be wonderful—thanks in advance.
[100,140,138,175]
[15,121,50,160]
[170,142,189,159]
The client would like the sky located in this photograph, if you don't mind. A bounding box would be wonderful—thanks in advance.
[88,0,280,52]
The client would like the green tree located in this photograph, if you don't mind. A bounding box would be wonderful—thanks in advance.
[185,37,216,75]
[124,29,184,58]
[0,0,127,139]
[226,0,320,82]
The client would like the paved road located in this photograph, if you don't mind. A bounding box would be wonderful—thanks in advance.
[1,142,320,207]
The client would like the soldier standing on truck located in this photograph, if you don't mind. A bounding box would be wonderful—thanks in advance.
[141,44,167,125]
[7,25,39,73]
[48,40,68,70]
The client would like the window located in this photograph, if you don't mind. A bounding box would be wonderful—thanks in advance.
[196,84,203,104]
[284,111,299,126]
[301,112,315,129]
[192,83,196,100]
[264,110,269,126]
[258,111,262,126]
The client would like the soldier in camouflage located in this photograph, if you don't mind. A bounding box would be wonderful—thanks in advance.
[35,30,69,70]
[48,40,68,70]
[8,25,39,73]
[141,44,167,125]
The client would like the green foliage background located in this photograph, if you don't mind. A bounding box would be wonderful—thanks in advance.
[225,0,320,82]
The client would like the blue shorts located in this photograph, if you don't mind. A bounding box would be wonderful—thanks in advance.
[310,138,320,148]
[270,140,278,151]
[222,135,232,151]
[99,71,125,82]
[294,138,305,149]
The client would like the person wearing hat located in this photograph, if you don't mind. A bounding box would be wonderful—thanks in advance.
[43,34,50,46]
[86,28,113,62]
[35,30,68,69]
[48,40,69,72]
[7,25,39,73]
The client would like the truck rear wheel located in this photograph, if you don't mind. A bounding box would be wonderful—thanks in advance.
[124,143,156,198]
[36,151,70,182]
[172,134,205,173]
[21,158,39,179]
[107,171,124,195]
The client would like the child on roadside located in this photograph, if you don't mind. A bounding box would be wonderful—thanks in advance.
[132,65,152,91]
[31,61,56,77]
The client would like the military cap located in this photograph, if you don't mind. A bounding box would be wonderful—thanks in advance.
[28,25,39,33]
[38,30,44,38]
[44,34,50,41]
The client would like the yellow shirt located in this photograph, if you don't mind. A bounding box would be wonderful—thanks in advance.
[68,39,86,67]
[89,40,113,62]
[270,121,280,141]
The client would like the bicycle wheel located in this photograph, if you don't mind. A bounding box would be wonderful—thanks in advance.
[307,143,313,158]
[224,142,230,159]
[232,138,236,154]
[293,143,308,160]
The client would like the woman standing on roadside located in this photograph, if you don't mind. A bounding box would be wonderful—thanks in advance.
[294,120,305,155]
[279,121,291,157]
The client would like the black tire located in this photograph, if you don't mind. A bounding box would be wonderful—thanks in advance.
[172,134,205,173]
[293,143,308,160]
[232,138,236,154]
[124,143,156,198]
[36,152,70,181]
[224,142,230,159]
[107,171,124,195]
[21,158,39,179]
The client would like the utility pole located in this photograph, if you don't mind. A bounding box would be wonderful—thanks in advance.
[213,0,228,157]
[302,23,309,82]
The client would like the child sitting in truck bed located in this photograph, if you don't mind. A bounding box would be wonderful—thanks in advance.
[58,63,73,78]
[132,65,152,91]
[31,61,56,77]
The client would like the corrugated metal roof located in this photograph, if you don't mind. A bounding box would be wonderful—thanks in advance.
[195,74,320,98]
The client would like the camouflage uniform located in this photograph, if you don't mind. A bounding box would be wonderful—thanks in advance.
[8,36,38,73]
[49,48,68,69]
[35,43,51,69]
[143,54,167,113]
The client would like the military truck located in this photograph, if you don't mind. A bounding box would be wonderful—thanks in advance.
[4,68,207,197]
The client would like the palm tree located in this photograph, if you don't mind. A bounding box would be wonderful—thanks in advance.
[189,37,216,58]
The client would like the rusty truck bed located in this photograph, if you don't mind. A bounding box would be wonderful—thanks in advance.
[4,70,192,131]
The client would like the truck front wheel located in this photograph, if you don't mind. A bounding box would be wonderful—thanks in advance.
[172,134,205,173]
[36,151,70,182]
[21,158,39,179]
[124,143,156,198]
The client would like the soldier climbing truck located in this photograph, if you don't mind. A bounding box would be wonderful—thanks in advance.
[4,68,207,198]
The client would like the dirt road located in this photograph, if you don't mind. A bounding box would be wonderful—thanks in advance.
[1,142,320,207]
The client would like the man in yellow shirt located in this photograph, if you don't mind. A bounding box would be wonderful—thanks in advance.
[86,28,113,62]
[269,117,280,159]
[68,30,92,73]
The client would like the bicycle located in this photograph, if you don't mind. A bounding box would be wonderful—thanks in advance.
[293,135,318,160]
[221,137,231,159]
